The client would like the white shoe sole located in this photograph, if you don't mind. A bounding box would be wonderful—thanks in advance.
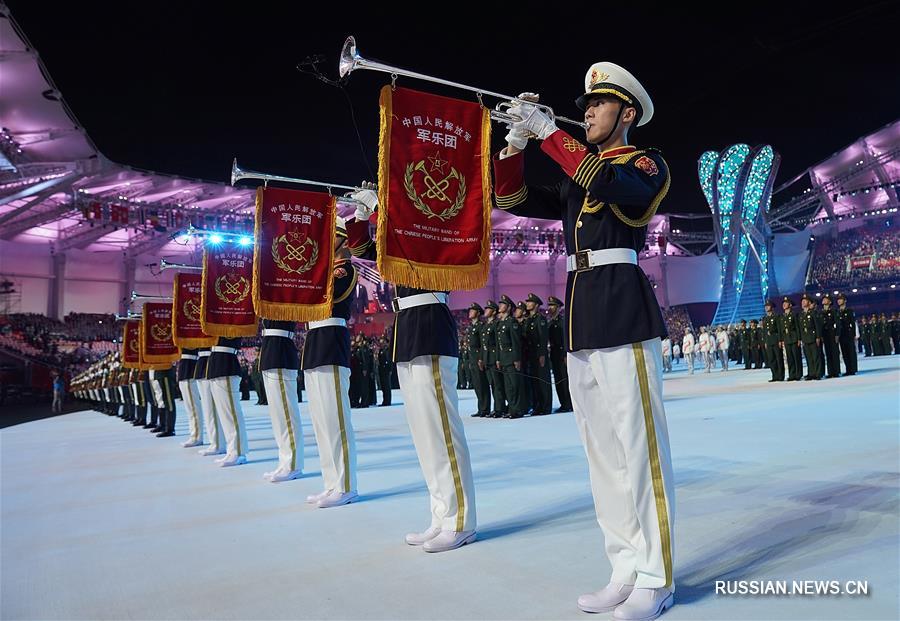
[405,530,441,546]
[613,592,674,621]
[219,457,247,468]
[577,591,633,614]
[423,531,476,553]
[317,492,358,508]
[269,472,302,483]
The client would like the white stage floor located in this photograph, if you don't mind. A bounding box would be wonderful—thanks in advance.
[2,356,899,621]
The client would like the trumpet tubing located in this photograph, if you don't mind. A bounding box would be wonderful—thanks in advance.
[231,159,373,207]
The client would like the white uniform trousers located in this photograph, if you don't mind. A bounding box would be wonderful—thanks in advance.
[304,365,356,493]
[684,353,695,374]
[702,351,713,372]
[150,380,165,409]
[263,369,304,474]
[718,349,729,370]
[567,338,675,591]
[396,355,476,533]
[179,379,203,443]
[197,378,224,452]
[209,376,248,459]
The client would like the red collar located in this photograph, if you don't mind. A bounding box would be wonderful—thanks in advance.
[599,145,637,160]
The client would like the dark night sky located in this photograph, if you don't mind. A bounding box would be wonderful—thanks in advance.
[7,1,900,216]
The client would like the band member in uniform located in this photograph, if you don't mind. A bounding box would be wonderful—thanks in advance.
[780,297,803,381]
[525,293,553,415]
[493,62,674,619]
[482,300,505,418]
[836,293,857,375]
[259,318,304,483]
[348,187,477,552]
[819,295,841,378]
[761,301,784,382]
[800,294,823,380]
[377,336,393,406]
[149,364,176,437]
[302,217,359,508]
[715,326,729,371]
[178,348,204,447]
[682,327,695,375]
[660,336,672,373]
[207,337,249,466]
[195,347,225,456]
[465,303,491,418]
[547,296,573,411]
[737,320,751,370]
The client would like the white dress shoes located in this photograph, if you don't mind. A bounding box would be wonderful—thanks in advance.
[577,582,634,613]
[182,439,203,448]
[268,469,302,483]
[612,588,674,621]
[199,448,225,456]
[316,490,358,508]
[422,530,476,553]
[306,489,332,504]
[405,526,441,546]
[218,455,247,468]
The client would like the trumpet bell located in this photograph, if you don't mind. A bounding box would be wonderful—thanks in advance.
[230,158,243,187]
[339,36,359,78]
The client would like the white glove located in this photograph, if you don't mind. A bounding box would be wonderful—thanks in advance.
[508,103,557,141]
[349,181,377,221]
[505,124,530,150]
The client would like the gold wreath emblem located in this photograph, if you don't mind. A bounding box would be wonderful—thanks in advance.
[150,323,171,342]
[183,298,201,322]
[403,160,467,222]
[128,339,139,353]
[214,274,251,305]
[272,233,319,275]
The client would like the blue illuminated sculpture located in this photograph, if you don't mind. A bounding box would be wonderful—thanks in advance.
[699,145,780,325]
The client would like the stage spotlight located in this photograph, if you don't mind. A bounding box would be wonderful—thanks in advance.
[238,236,253,247]
[209,233,224,244]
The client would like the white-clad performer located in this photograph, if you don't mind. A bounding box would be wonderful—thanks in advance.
[661,337,672,373]
[178,348,204,448]
[207,337,249,467]
[716,326,730,372]
[195,348,226,456]
[682,327,695,375]
[698,327,712,373]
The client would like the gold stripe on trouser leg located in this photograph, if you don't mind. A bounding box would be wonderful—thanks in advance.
[431,355,466,532]
[331,366,351,493]
[632,342,674,589]
[277,369,297,472]
[225,378,242,455]
[163,378,174,411]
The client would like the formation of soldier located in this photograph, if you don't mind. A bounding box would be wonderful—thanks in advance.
[459,293,572,418]
[658,294,896,382]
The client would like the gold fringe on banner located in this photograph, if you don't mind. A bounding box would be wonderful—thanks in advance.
[251,187,336,322]
[121,321,140,369]
[375,86,492,291]
[141,303,180,364]
[200,247,259,338]
[171,273,216,349]
[137,322,149,371]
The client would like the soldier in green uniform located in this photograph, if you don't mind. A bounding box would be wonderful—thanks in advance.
[515,301,532,414]
[458,339,468,390]
[879,313,892,355]
[546,296,572,412]
[812,299,827,378]
[869,313,883,356]
[800,294,823,380]
[861,316,872,356]
[748,319,762,369]
[781,296,803,381]
[761,301,784,381]
[524,293,553,416]
[836,293,857,375]
[820,294,842,378]
[890,312,900,355]
[738,320,751,370]
[497,294,525,418]
[481,300,505,418]
[465,303,491,417]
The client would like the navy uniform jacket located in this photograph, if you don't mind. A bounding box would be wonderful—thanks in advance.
[347,218,459,363]
[177,348,198,382]
[207,337,242,379]
[837,307,855,339]
[193,348,210,380]
[259,319,299,371]
[493,133,668,351]
[301,258,357,370]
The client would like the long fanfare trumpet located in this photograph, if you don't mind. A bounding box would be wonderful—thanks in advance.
[339,35,589,131]
[158,258,202,272]
[131,291,173,303]
[114,312,141,320]
[231,159,372,206]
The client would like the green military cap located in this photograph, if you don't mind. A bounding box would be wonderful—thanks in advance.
[782,296,793,306]
[526,292,543,306]
[516,301,527,312]
[749,319,758,324]
[801,293,814,302]
[836,292,846,300]
[821,293,832,301]
[468,302,483,313]
[739,319,747,324]
[764,299,775,308]
[499,294,514,307]
[485,300,499,311]
[547,295,564,307]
